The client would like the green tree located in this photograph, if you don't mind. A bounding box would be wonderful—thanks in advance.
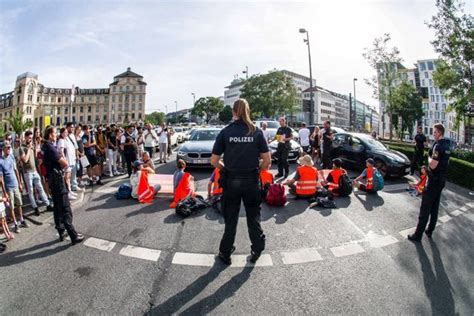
[363,33,403,140]
[145,111,165,126]
[427,0,473,143]
[3,111,33,136]
[191,97,224,124]
[389,81,423,140]
[218,106,233,123]
[240,70,297,118]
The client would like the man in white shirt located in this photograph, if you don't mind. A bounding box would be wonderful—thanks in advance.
[66,123,79,191]
[157,123,168,163]
[298,122,311,154]
[261,122,272,143]
[143,123,158,159]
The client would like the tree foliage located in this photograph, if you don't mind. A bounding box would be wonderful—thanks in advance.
[363,33,403,140]
[191,97,224,124]
[240,71,298,118]
[389,81,423,140]
[145,111,165,126]
[3,111,33,136]
[427,0,473,130]
[218,106,233,123]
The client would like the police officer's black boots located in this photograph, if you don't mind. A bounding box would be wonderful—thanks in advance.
[249,251,261,263]
[218,246,235,265]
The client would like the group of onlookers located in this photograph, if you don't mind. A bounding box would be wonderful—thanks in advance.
[0,121,173,253]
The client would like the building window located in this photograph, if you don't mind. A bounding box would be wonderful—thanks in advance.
[131,104,136,111]
[96,106,99,112]
[88,106,92,112]
[119,86,123,92]
[96,96,100,102]
[95,115,99,122]
[80,116,83,122]
[419,62,426,71]
[424,72,429,79]
[112,95,116,102]
[80,106,84,113]
[88,96,92,102]
[17,95,20,103]
[65,97,69,103]
[138,113,142,119]
[126,85,129,91]
[65,107,69,114]
[427,61,434,70]
[112,86,116,92]
[131,113,135,119]
[139,95,143,102]
[133,85,136,91]
[88,115,92,122]
[64,117,68,124]
[429,79,433,86]
[28,95,33,102]
[103,114,107,121]
[132,95,136,102]
[73,107,76,114]
[37,96,40,102]
[73,116,76,123]
[421,79,425,86]
[56,117,60,125]
[138,103,142,110]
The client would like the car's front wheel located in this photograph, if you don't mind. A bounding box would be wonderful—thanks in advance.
[374,159,388,178]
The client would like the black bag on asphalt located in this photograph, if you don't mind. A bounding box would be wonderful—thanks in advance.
[176,195,209,218]
[314,197,337,208]
[338,173,353,197]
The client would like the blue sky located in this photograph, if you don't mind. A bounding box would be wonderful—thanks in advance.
[1,0,471,114]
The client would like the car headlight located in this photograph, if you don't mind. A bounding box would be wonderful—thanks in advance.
[177,151,186,156]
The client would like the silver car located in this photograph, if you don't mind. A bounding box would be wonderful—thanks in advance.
[176,128,221,167]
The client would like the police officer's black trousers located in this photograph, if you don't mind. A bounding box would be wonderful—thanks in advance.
[219,174,266,257]
[276,143,289,176]
[322,147,332,169]
[414,179,445,237]
[124,152,137,177]
[49,172,78,241]
[411,149,424,174]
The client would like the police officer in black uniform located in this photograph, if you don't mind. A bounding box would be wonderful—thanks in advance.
[42,126,84,244]
[408,123,450,242]
[410,126,427,175]
[321,120,334,169]
[211,98,271,265]
[275,117,293,178]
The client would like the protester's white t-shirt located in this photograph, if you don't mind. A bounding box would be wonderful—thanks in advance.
[299,128,310,147]
[57,138,76,166]
[143,129,158,147]
[157,128,168,144]
[262,129,272,143]
[130,171,140,199]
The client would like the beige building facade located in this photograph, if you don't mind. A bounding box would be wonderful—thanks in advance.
[0,67,146,131]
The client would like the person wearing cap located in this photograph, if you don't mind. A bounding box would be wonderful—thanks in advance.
[321,158,348,196]
[353,158,378,193]
[0,140,28,233]
[130,159,160,200]
[283,154,320,198]
[42,126,84,244]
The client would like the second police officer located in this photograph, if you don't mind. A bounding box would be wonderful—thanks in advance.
[408,123,450,242]
[211,98,271,265]
[42,126,84,245]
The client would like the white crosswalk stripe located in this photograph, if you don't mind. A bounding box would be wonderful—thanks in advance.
[119,245,161,262]
[438,215,451,223]
[330,244,365,257]
[84,237,117,252]
[281,248,323,265]
[172,252,273,267]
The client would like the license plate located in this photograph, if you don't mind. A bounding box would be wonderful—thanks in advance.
[289,153,295,157]
[405,167,410,173]
[193,159,206,164]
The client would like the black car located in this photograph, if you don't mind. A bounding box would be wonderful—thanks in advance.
[330,133,411,177]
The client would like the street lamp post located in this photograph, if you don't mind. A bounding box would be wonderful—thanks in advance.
[191,93,196,106]
[174,101,178,123]
[299,28,314,125]
[353,78,357,130]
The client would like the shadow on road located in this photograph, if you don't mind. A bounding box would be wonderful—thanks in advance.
[0,240,70,267]
[414,240,455,315]
[261,200,307,224]
[353,191,384,211]
[148,262,252,315]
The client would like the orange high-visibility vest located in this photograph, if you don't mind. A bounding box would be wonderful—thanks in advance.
[170,172,194,208]
[416,174,428,194]
[366,166,374,190]
[211,168,223,196]
[260,169,274,187]
[137,171,154,204]
[327,168,345,192]
[296,166,318,196]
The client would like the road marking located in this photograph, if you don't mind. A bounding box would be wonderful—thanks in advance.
[281,248,323,265]
[438,215,451,223]
[83,237,116,252]
[172,252,273,267]
[367,235,399,248]
[460,206,468,212]
[466,202,474,208]
[450,210,463,217]
[119,245,161,262]
[399,227,416,238]
[330,244,365,257]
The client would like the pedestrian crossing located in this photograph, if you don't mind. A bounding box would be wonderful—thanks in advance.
[81,202,473,267]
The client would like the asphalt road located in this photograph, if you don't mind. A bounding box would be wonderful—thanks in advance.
[1,153,473,315]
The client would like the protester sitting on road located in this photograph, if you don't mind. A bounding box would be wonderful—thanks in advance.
[259,161,274,200]
[170,159,194,208]
[321,158,347,196]
[0,194,14,241]
[130,160,160,200]
[207,167,223,199]
[353,158,379,193]
[283,154,319,198]
[406,165,428,196]
[0,140,28,233]
[142,151,156,171]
